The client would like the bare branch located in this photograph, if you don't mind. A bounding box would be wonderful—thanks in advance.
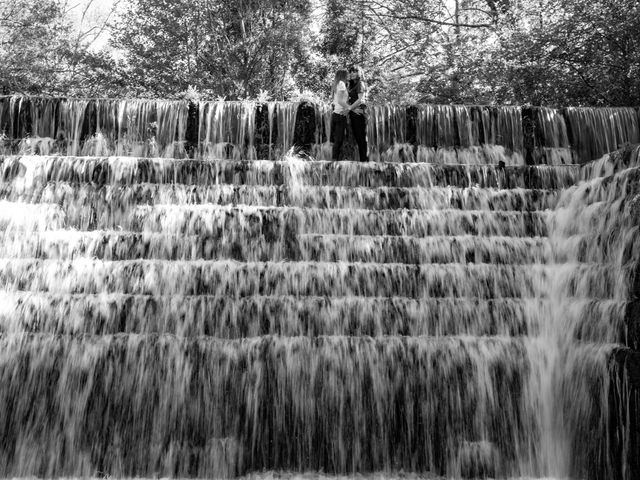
[366,0,493,28]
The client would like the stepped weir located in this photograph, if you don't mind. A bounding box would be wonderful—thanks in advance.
[0,96,639,479]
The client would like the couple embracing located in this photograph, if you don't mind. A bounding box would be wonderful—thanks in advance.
[331,66,368,162]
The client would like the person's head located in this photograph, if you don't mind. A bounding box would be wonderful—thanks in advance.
[332,69,348,94]
[348,65,365,82]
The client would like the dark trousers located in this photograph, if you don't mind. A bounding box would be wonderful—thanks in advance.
[349,112,369,162]
[331,112,347,160]
[349,111,368,161]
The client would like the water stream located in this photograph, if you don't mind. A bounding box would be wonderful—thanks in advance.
[0,98,638,479]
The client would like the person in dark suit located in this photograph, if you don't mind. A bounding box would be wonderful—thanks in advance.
[348,66,368,162]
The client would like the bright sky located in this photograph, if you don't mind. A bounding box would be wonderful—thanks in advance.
[66,0,120,50]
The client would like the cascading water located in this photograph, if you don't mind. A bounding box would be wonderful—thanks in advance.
[414,105,525,165]
[564,107,640,162]
[528,107,573,165]
[2,96,638,165]
[0,96,639,479]
[521,149,640,478]
[196,100,298,161]
[199,101,257,160]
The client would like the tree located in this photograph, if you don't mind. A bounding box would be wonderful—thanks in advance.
[0,0,72,93]
[1,0,638,106]
[110,0,313,99]
[350,0,498,102]
[493,0,640,105]
[0,0,124,96]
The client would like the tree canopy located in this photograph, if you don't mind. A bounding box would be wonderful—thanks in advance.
[110,0,312,98]
[1,0,638,105]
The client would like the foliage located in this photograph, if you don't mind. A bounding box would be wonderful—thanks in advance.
[350,0,640,106]
[0,0,71,93]
[1,0,639,106]
[110,0,312,99]
[495,0,640,106]
[0,0,123,96]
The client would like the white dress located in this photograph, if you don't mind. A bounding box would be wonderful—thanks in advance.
[333,81,349,115]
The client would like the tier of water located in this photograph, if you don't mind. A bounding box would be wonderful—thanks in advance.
[0,98,639,480]
[2,97,639,164]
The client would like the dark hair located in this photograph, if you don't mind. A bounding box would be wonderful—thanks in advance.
[348,65,365,81]
[332,69,348,96]
[349,66,366,95]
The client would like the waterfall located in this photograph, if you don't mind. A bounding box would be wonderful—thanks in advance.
[414,105,524,166]
[367,104,409,161]
[527,107,574,165]
[2,96,638,164]
[199,100,257,160]
[0,97,639,479]
[521,146,640,478]
[312,101,333,161]
[564,107,640,162]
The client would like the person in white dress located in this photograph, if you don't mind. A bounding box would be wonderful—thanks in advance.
[331,69,354,160]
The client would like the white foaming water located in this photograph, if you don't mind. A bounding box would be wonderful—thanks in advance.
[0,107,638,478]
[517,149,640,478]
[2,477,578,480]
[3,99,638,165]
[416,145,525,166]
